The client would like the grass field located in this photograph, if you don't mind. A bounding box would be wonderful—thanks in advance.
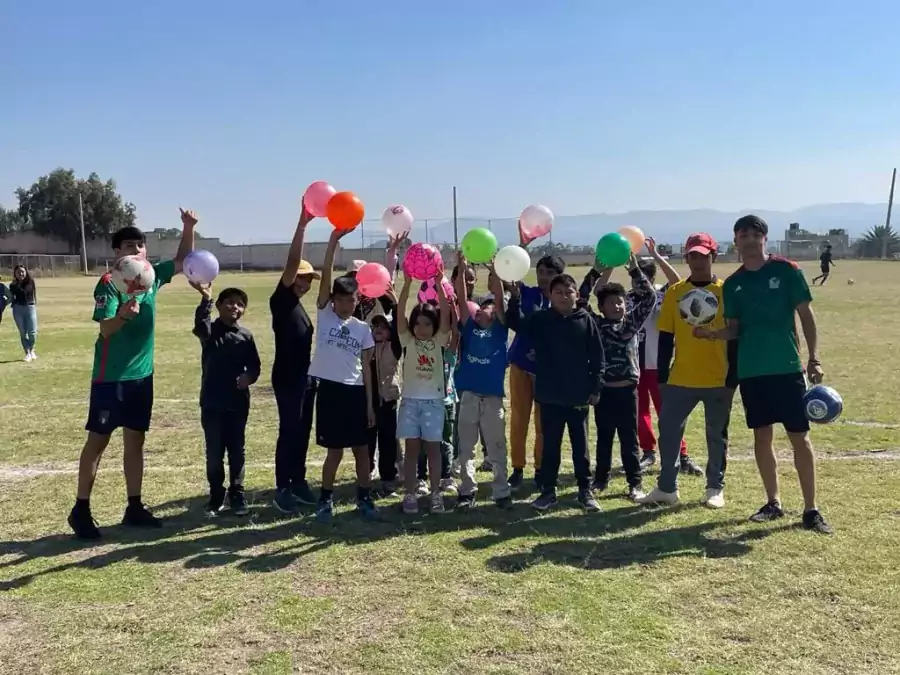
[1,261,899,675]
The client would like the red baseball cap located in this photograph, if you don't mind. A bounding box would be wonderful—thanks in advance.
[684,232,718,256]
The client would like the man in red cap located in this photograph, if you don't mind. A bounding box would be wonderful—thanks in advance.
[638,232,736,509]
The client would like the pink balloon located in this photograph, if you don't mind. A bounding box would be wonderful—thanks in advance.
[519,204,554,241]
[356,262,391,298]
[402,243,443,282]
[466,301,480,317]
[417,276,455,305]
[303,181,337,218]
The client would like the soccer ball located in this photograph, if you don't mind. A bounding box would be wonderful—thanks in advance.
[803,385,843,424]
[677,288,719,326]
[847,278,855,285]
[110,255,156,297]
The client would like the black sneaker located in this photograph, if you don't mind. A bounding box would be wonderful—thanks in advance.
[477,459,493,473]
[455,493,475,511]
[577,489,601,513]
[531,491,557,511]
[272,488,297,514]
[205,489,226,517]
[68,506,101,540]
[591,478,609,493]
[749,500,785,523]
[639,452,657,470]
[802,509,833,535]
[378,481,399,499]
[508,468,524,489]
[122,503,162,529]
[291,481,317,506]
[229,492,249,516]
[680,455,704,477]
[495,496,513,510]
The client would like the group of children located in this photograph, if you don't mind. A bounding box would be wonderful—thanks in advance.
[190,228,716,520]
[190,213,833,534]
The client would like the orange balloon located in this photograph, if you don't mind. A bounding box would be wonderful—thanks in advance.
[618,225,646,253]
[326,191,365,230]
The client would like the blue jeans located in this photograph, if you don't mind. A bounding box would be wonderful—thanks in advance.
[12,305,37,353]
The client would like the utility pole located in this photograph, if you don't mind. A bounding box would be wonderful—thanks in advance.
[452,186,459,248]
[78,193,88,275]
[884,167,896,259]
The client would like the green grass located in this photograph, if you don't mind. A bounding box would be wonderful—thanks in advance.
[1,262,899,674]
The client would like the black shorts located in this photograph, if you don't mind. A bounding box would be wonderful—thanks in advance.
[820,265,830,275]
[315,379,369,449]
[85,375,154,435]
[739,372,809,433]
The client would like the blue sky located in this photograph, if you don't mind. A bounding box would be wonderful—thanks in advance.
[3,0,899,243]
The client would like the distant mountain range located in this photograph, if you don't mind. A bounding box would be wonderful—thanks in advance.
[419,202,890,247]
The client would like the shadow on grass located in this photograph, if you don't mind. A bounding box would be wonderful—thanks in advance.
[0,482,781,590]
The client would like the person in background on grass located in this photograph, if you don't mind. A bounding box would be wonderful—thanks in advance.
[697,215,832,534]
[811,243,835,286]
[270,202,320,513]
[0,274,11,326]
[368,300,403,498]
[191,282,261,518]
[9,264,38,362]
[637,233,735,510]
[506,274,605,513]
[587,253,657,503]
[308,227,378,523]
[454,253,512,510]
[67,209,197,540]
[507,222,566,490]
[397,270,452,515]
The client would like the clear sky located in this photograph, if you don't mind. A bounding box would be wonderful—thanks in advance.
[3,0,899,243]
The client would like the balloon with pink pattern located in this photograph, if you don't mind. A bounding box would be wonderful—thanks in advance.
[417,277,456,305]
[402,242,443,281]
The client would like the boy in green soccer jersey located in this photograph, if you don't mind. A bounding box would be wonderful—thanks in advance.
[68,209,197,540]
[697,215,832,534]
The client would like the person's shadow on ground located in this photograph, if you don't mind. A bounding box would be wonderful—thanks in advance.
[0,481,783,591]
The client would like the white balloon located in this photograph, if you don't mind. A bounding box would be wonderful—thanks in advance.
[382,205,414,236]
[519,204,554,230]
[184,250,220,285]
[494,245,531,283]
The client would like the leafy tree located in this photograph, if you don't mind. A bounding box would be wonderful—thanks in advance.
[15,168,136,252]
[855,225,900,258]
[0,206,27,236]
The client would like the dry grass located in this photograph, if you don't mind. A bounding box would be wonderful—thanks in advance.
[1,261,899,674]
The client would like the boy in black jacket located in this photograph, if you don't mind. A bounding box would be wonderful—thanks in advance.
[588,255,657,500]
[506,274,605,512]
[192,282,261,517]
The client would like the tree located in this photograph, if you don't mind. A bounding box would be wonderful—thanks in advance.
[0,206,27,236]
[855,225,900,258]
[15,168,137,253]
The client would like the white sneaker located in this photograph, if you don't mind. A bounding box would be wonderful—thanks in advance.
[29,351,37,360]
[416,480,429,496]
[402,494,419,515]
[439,478,458,495]
[430,492,446,515]
[23,352,33,363]
[636,487,680,506]
[702,488,725,509]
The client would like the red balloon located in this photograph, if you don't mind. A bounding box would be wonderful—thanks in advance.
[326,191,365,230]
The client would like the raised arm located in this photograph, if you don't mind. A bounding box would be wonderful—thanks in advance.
[435,269,452,334]
[317,228,352,310]
[281,201,315,287]
[397,276,413,336]
[646,237,680,285]
[173,208,198,275]
[191,282,213,342]
[489,267,507,325]
[455,252,471,324]
[625,254,657,330]
[385,232,408,282]
[505,287,525,333]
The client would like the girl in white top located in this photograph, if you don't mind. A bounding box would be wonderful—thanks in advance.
[397,271,451,515]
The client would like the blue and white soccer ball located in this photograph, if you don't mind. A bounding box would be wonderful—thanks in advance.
[677,288,719,327]
[803,385,843,424]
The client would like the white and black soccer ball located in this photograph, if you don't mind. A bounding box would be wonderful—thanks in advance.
[847,278,855,285]
[677,288,719,327]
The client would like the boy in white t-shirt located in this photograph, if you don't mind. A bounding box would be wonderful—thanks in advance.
[308,229,377,523]
[397,272,452,515]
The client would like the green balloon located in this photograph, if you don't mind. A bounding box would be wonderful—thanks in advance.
[595,232,631,268]
[461,227,498,264]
